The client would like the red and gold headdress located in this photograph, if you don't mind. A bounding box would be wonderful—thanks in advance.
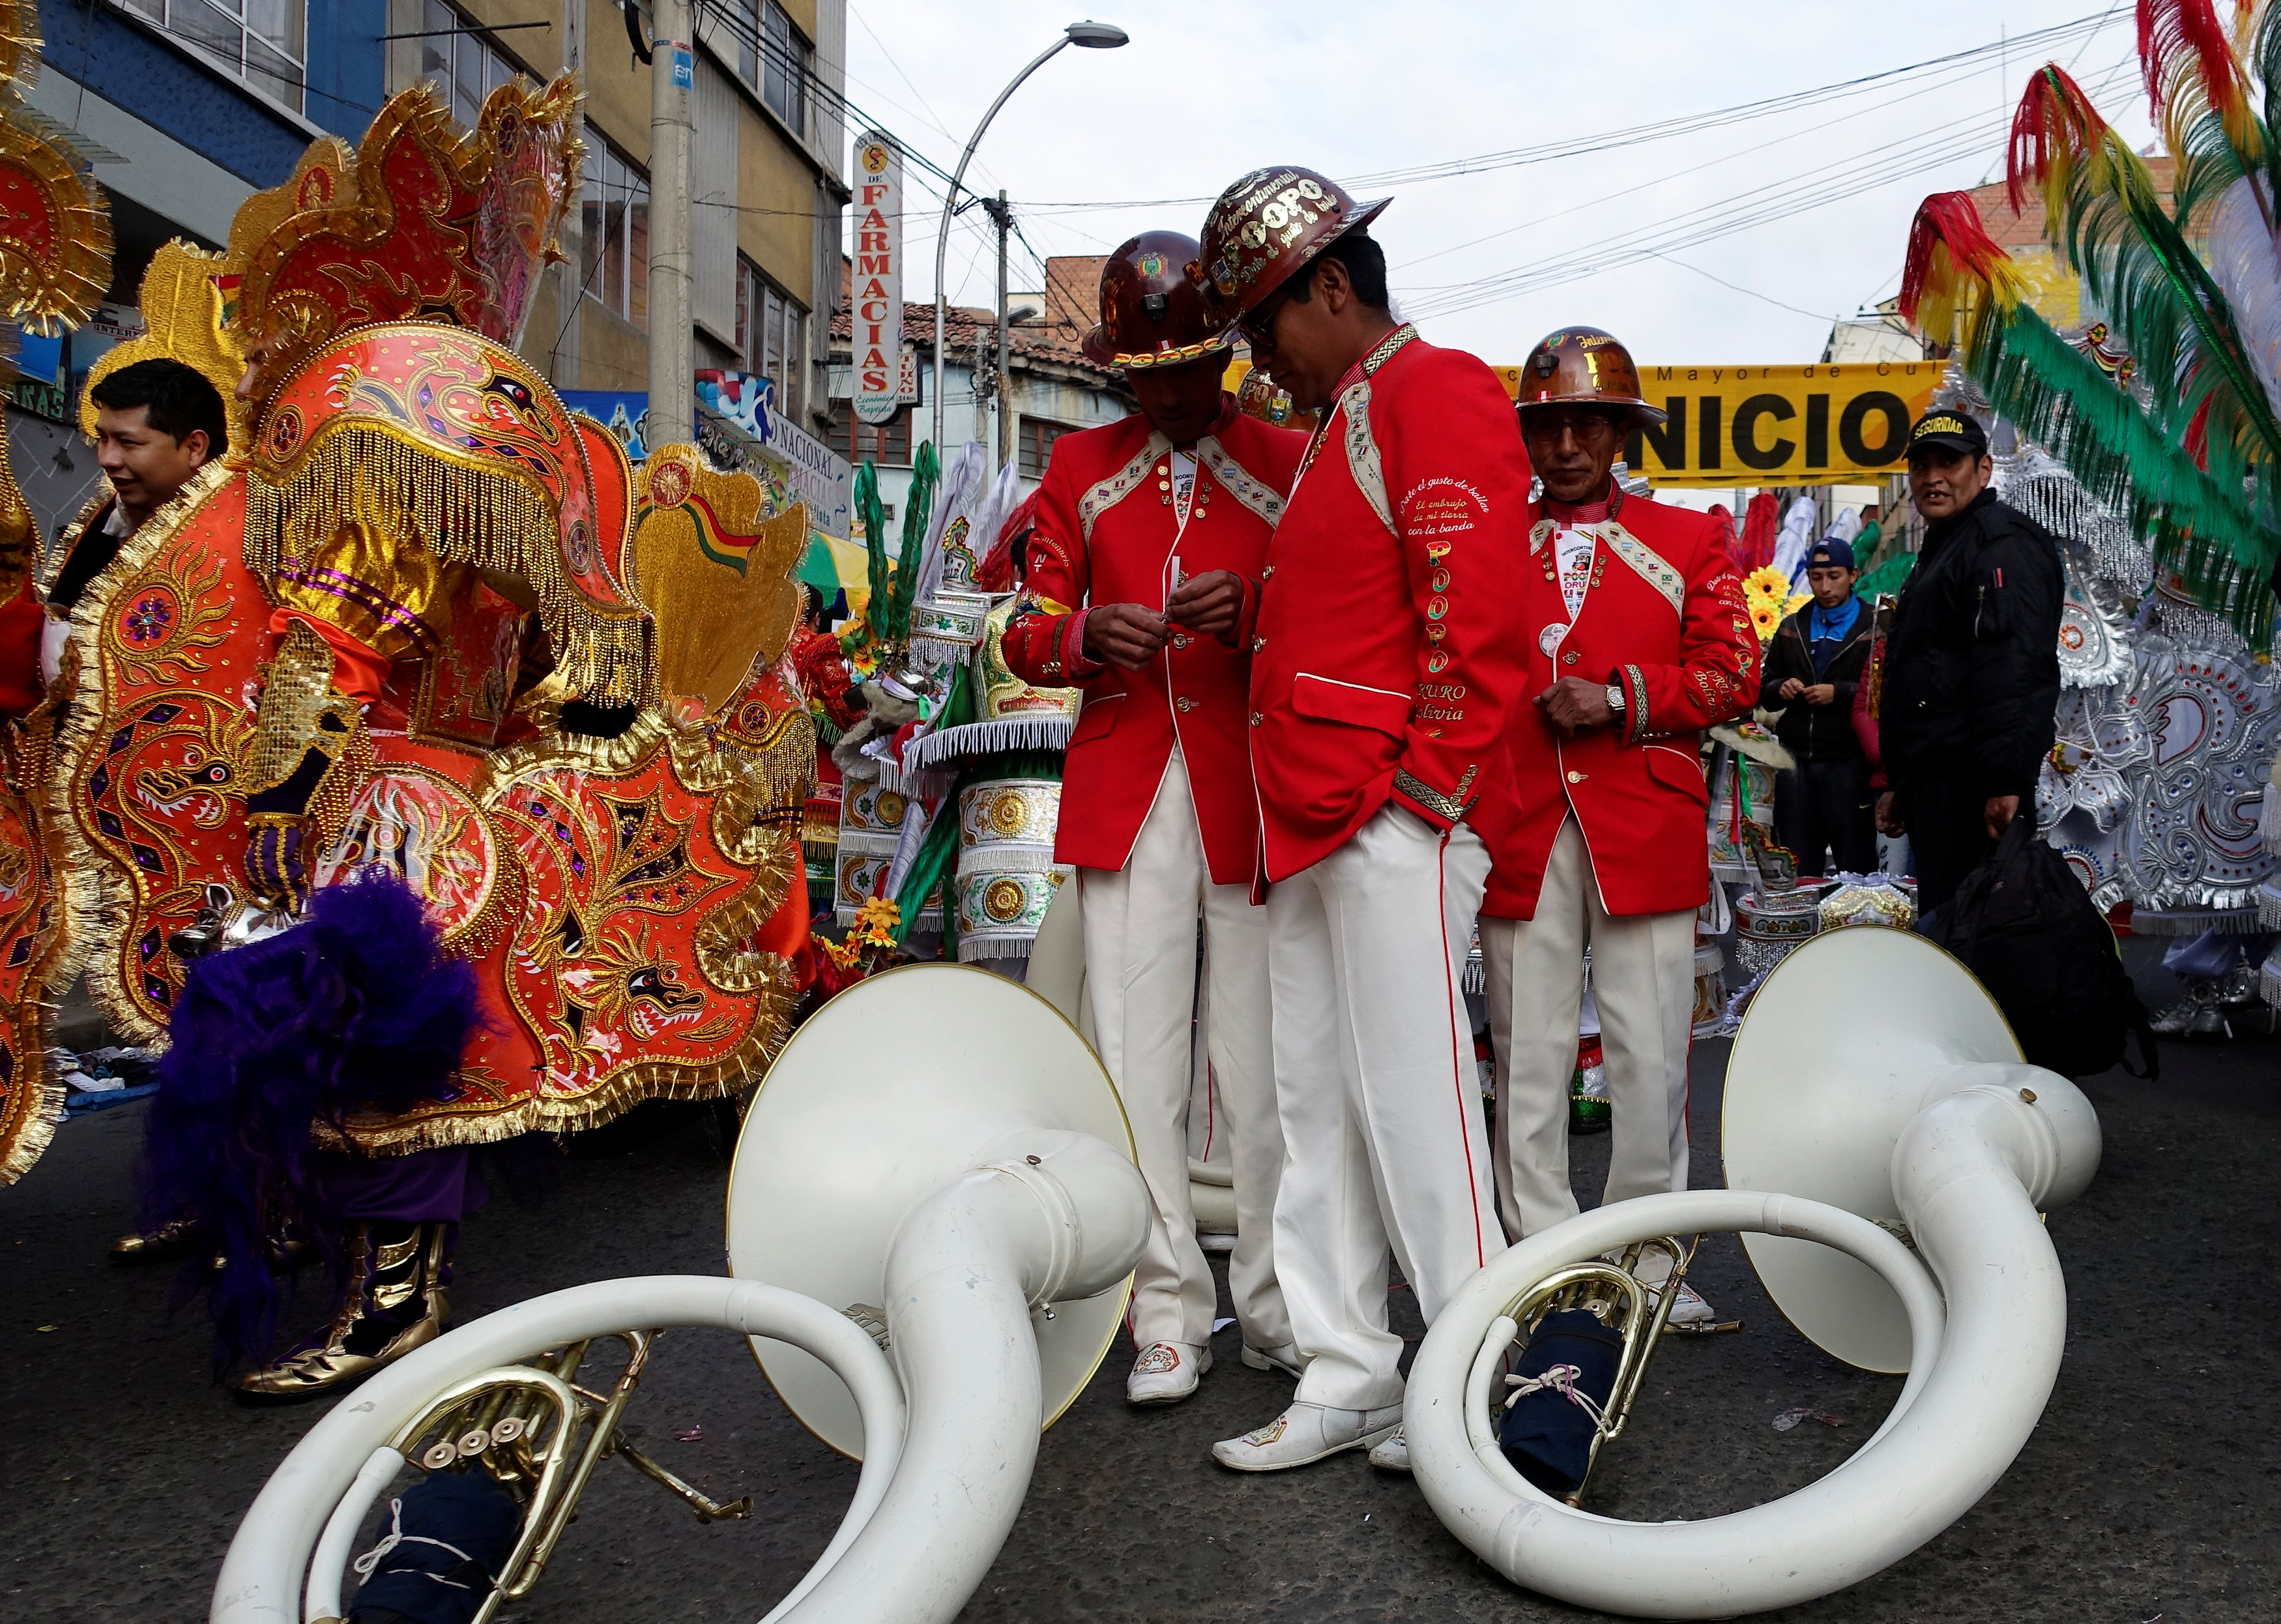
[222,74,581,411]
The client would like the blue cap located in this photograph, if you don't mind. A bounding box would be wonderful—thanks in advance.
[1807,538,1856,572]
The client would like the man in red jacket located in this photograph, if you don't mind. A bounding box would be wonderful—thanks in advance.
[1186,168,1530,1473]
[1481,330,1756,1324]
[1000,233,1306,1405]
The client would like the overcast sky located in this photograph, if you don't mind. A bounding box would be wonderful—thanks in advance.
[840,1,2157,368]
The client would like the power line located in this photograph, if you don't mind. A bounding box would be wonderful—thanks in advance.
[1395,47,2140,322]
[1010,9,2123,214]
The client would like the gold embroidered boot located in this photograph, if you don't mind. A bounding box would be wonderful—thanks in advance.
[233,1221,450,1402]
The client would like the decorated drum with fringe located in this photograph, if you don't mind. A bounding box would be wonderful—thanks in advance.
[959,779,1060,850]
[1709,755,1779,882]
[955,865,1073,959]
[953,776,1064,961]
[1817,877,1915,932]
[836,777,938,927]
[1734,889,1820,978]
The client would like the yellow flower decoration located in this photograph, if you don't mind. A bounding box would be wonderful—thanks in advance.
[852,895,902,948]
[1741,565,1792,603]
[1739,566,1813,645]
[822,935,862,970]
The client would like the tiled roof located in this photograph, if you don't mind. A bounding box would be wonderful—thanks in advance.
[1964,156,2185,250]
[831,255,1120,379]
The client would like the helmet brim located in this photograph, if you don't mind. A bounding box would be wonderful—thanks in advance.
[1239,194,1396,315]
[1518,391,1668,428]
[1082,323,1235,371]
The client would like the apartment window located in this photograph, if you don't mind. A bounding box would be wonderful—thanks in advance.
[720,0,808,134]
[736,260,807,421]
[761,2,812,136]
[418,1,517,127]
[1018,417,1077,481]
[828,401,912,468]
[581,130,650,328]
[122,0,307,114]
[728,0,761,87]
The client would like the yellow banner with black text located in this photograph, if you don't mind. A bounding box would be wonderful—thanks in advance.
[1492,362,1943,488]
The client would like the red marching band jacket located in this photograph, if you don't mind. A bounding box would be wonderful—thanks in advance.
[1000,397,1305,884]
[1483,489,1757,920]
[1243,326,1533,882]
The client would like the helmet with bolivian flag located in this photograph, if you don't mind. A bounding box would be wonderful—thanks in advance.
[1189,165,1389,326]
[1081,229,1232,369]
[1515,326,1667,426]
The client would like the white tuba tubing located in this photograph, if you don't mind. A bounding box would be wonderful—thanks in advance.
[767,1128,1150,1624]
[211,1277,908,1624]
[1408,1071,2099,1619]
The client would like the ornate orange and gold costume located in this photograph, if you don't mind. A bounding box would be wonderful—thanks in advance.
[55,79,816,1157]
[0,0,111,1185]
[48,74,822,1389]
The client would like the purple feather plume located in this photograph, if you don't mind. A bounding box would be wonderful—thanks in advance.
[141,869,485,1367]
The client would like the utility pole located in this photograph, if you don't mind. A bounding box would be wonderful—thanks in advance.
[990,190,1012,475]
[647,0,695,446]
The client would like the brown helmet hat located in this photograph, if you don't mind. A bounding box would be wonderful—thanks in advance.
[1189,166,1391,325]
[1515,326,1667,425]
[1081,229,1234,369]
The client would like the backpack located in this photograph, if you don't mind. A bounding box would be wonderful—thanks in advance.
[1919,817,2158,1079]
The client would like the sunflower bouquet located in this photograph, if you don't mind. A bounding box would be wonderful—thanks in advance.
[1741,566,1808,643]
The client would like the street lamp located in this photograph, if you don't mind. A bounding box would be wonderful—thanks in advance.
[931,21,1129,459]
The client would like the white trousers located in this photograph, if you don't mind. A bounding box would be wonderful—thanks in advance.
[1267,803,1503,1411]
[1081,748,1288,1353]
[1483,817,1696,1240]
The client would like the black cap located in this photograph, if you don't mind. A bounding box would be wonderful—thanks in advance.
[1906,409,1989,459]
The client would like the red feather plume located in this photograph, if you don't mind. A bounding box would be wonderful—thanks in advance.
[1901,192,2016,325]
[2007,63,2108,218]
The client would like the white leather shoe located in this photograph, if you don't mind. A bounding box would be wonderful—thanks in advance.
[1366,1424,1410,1472]
[1211,1401,1402,1472]
[1240,1342,1303,1378]
[1126,1341,1209,1404]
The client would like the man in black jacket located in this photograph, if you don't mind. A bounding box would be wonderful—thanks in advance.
[1876,411,2063,913]
[1760,536,1876,875]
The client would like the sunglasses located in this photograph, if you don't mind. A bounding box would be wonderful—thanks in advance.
[1238,284,1294,351]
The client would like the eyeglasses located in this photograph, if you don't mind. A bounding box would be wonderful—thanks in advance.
[1238,285,1293,352]
[1520,407,1625,441]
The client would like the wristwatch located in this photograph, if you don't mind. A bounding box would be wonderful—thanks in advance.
[1604,682,1625,714]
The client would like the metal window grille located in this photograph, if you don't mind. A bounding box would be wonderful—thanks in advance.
[121,0,308,115]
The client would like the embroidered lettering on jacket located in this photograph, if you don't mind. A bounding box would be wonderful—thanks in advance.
[1077,431,1173,542]
[1402,475,1489,542]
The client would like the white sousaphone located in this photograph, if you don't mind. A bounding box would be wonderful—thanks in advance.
[1407,925,2103,1617]
[211,966,1149,1624]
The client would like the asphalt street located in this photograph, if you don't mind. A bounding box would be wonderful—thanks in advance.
[5,948,2277,1624]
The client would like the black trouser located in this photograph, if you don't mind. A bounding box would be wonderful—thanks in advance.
[1898,774,1996,915]
[1773,757,1876,878]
